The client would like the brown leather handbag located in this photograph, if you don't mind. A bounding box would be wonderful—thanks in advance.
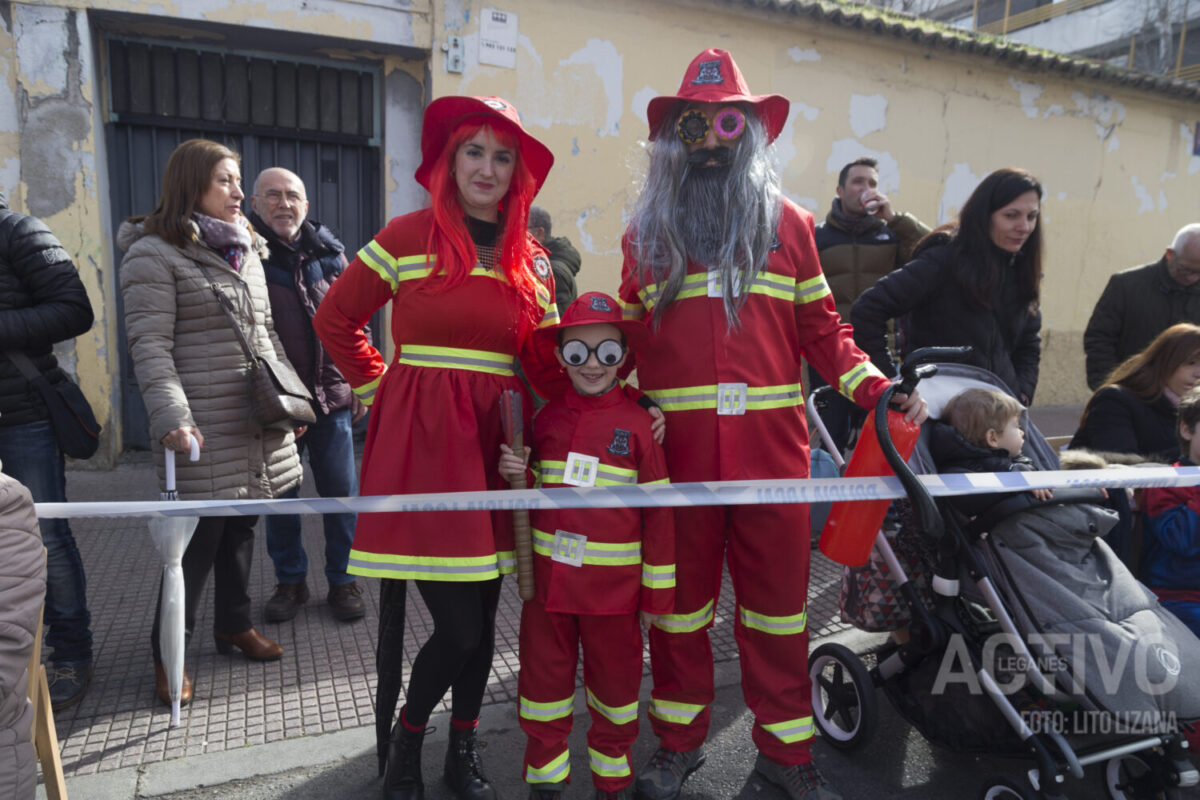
[207,280,316,431]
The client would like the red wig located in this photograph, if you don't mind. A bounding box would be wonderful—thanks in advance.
[424,120,541,334]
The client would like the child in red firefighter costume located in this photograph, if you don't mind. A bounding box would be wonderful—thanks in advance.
[499,291,674,800]
[618,50,927,800]
[313,95,559,800]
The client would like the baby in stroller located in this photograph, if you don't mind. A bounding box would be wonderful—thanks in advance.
[816,354,1200,800]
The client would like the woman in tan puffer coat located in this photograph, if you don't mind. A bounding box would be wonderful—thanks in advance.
[0,472,45,800]
[119,139,302,706]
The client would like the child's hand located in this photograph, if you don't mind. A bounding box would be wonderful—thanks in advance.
[648,406,666,445]
[1031,488,1054,502]
[498,444,531,483]
[639,611,660,630]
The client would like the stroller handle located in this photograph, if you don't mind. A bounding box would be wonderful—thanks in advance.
[876,346,973,538]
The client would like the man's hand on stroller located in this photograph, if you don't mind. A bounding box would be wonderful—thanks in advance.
[891,386,929,425]
[1031,488,1054,502]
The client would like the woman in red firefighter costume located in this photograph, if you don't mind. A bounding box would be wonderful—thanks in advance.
[312,95,557,800]
[617,50,927,800]
[499,292,675,800]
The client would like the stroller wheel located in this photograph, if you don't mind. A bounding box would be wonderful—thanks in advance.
[1104,753,1183,800]
[978,776,1037,800]
[809,642,877,750]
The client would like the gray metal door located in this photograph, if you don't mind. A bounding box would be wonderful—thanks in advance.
[104,38,382,449]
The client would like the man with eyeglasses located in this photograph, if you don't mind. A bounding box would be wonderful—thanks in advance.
[619,50,926,800]
[248,168,367,623]
[1084,223,1200,390]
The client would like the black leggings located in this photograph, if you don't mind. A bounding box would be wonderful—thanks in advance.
[403,577,503,726]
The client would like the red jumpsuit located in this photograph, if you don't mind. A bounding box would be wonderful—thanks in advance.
[518,386,674,792]
[617,199,890,766]
[312,209,556,581]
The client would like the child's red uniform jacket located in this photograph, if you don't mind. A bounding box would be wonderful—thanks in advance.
[529,385,675,616]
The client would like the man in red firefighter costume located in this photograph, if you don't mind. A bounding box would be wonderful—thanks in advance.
[501,292,674,800]
[618,49,927,800]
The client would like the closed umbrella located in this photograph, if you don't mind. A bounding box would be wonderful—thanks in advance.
[147,434,201,727]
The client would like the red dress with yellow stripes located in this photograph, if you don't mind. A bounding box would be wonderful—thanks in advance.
[312,209,557,582]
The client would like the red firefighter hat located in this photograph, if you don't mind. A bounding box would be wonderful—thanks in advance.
[534,292,649,358]
[646,49,790,143]
[414,95,554,194]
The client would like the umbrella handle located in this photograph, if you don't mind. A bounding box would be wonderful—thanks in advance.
[164,434,201,494]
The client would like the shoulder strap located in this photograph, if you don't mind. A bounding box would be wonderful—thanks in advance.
[195,261,257,361]
[4,350,43,382]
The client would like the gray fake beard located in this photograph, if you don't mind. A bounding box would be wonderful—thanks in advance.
[676,164,732,268]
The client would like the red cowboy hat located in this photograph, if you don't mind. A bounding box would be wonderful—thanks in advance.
[414,95,554,194]
[646,49,790,144]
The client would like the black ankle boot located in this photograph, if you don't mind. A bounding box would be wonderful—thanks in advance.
[444,726,497,800]
[383,721,426,800]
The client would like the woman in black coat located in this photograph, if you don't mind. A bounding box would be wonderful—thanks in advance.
[851,168,1044,404]
[1070,323,1200,461]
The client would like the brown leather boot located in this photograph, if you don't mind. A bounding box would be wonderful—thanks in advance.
[213,627,283,661]
[154,661,193,706]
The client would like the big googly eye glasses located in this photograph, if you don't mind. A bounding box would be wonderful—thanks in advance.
[677,106,747,145]
[560,339,626,367]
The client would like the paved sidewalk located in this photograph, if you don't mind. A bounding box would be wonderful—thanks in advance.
[43,450,853,792]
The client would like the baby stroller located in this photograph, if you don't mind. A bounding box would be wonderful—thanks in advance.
[808,348,1200,800]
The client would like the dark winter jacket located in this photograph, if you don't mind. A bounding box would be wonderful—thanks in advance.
[1082,258,1200,390]
[815,203,928,322]
[928,420,1036,516]
[543,234,581,314]
[0,196,95,427]
[249,212,353,415]
[850,236,1041,402]
[1068,385,1179,462]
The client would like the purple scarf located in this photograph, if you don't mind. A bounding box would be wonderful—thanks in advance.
[192,212,253,271]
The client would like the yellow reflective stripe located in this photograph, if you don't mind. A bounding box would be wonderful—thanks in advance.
[352,374,383,407]
[588,747,631,778]
[348,550,501,582]
[496,549,515,575]
[641,562,676,589]
[596,463,638,484]
[761,716,815,744]
[795,273,832,305]
[618,297,645,320]
[642,477,670,485]
[538,460,566,482]
[356,240,403,291]
[645,384,804,413]
[748,270,796,301]
[648,697,706,725]
[398,344,515,376]
[540,305,561,327]
[837,361,883,399]
[519,694,574,722]
[531,529,641,565]
[525,748,571,783]
[675,272,709,301]
[739,605,807,635]
[586,688,638,725]
[654,599,714,633]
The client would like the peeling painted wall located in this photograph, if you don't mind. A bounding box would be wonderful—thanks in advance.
[1,0,431,464]
[427,0,1200,407]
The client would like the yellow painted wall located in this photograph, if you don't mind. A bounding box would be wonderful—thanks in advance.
[425,0,1200,406]
[5,0,1200,469]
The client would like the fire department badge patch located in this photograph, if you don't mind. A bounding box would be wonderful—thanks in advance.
[533,254,551,280]
[607,428,632,456]
[589,295,612,312]
[692,59,723,86]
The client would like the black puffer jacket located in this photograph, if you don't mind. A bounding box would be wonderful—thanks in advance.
[851,235,1041,402]
[0,195,95,427]
[928,420,1036,516]
[1068,385,1178,462]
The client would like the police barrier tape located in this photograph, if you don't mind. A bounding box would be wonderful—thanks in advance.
[32,465,1200,519]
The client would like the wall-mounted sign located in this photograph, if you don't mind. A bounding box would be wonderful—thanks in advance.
[479,8,518,69]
